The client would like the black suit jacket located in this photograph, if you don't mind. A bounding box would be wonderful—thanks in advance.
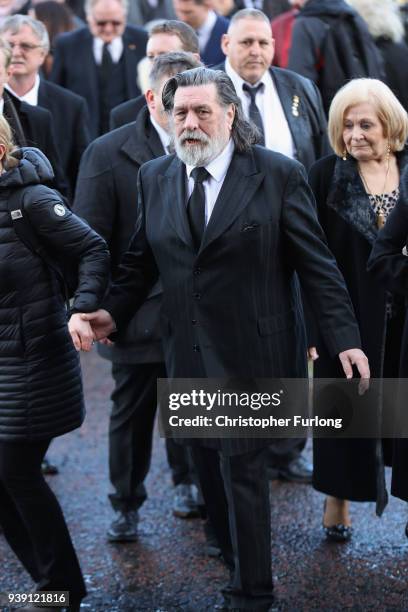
[103,146,361,453]
[50,25,148,138]
[73,105,164,363]
[38,79,90,196]
[216,63,330,170]
[110,93,145,130]
[3,90,67,195]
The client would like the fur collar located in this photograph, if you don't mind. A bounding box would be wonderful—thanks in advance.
[327,148,408,244]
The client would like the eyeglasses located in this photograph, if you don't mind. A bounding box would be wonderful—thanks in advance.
[94,20,123,28]
[9,42,43,52]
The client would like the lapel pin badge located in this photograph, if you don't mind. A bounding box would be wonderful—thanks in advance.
[128,44,136,50]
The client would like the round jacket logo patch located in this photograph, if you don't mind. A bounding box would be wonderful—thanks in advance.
[54,204,66,217]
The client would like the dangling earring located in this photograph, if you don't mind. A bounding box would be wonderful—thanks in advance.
[342,149,347,161]
[386,141,391,162]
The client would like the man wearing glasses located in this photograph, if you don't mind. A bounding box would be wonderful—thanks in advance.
[50,0,147,138]
[0,15,90,198]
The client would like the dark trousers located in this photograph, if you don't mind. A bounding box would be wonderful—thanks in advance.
[191,446,273,610]
[109,362,193,512]
[0,439,86,601]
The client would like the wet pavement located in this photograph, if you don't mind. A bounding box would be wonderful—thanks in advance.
[2,350,408,611]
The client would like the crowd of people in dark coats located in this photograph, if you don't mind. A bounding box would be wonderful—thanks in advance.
[1,0,408,610]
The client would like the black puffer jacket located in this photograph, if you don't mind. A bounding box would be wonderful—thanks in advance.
[0,148,110,441]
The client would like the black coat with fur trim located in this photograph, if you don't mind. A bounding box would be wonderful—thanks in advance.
[307,151,408,510]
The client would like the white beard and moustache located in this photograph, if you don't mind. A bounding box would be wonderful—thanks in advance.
[174,128,230,167]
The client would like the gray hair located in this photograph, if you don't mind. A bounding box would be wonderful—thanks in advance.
[149,20,199,54]
[162,67,260,152]
[149,51,202,92]
[348,0,404,43]
[85,0,128,17]
[0,15,50,53]
[229,8,271,30]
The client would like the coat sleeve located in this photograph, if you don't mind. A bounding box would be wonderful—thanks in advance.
[23,188,110,313]
[367,198,408,295]
[281,161,361,357]
[101,166,159,329]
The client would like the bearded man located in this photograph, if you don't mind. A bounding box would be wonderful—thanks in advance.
[70,67,369,610]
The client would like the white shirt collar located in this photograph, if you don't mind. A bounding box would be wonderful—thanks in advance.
[149,115,171,152]
[0,97,4,115]
[6,74,41,105]
[186,137,235,183]
[93,36,124,64]
[225,57,269,93]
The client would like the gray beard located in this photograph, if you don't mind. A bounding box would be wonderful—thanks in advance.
[175,132,229,167]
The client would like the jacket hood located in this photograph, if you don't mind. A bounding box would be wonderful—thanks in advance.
[0,147,54,188]
[300,0,356,18]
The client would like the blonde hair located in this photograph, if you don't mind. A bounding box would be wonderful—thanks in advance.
[0,114,18,169]
[328,78,408,156]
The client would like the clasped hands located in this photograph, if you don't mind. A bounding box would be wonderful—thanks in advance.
[68,309,116,352]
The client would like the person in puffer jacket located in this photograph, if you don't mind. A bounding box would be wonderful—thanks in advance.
[0,115,110,612]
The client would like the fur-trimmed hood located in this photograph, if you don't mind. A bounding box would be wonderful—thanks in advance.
[326,148,408,244]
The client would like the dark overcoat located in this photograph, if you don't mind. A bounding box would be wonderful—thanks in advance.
[38,79,90,196]
[308,152,408,512]
[103,146,361,455]
[73,106,164,364]
[0,148,109,441]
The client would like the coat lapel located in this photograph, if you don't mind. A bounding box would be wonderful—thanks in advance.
[327,156,378,244]
[158,156,193,248]
[123,28,140,97]
[120,107,165,165]
[270,68,304,163]
[200,149,264,252]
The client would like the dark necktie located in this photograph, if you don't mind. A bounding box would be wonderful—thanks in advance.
[243,82,265,145]
[187,167,210,250]
[100,42,113,87]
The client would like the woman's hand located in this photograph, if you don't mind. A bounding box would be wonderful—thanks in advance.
[68,313,95,352]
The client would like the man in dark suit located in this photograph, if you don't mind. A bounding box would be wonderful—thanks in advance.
[50,0,147,138]
[71,67,369,610]
[110,19,199,130]
[220,8,330,480]
[0,38,66,195]
[172,0,228,66]
[220,8,329,172]
[1,15,90,197]
[73,52,203,541]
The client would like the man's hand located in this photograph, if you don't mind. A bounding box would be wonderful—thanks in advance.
[339,348,370,394]
[79,309,116,341]
[308,347,319,361]
[68,313,95,352]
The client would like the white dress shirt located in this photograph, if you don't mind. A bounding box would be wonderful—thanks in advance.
[196,9,217,53]
[225,58,294,159]
[93,36,124,64]
[149,115,172,153]
[6,74,41,105]
[186,138,235,225]
[0,97,4,115]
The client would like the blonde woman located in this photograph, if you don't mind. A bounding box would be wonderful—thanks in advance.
[0,114,109,610]
[307,78,408,541]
